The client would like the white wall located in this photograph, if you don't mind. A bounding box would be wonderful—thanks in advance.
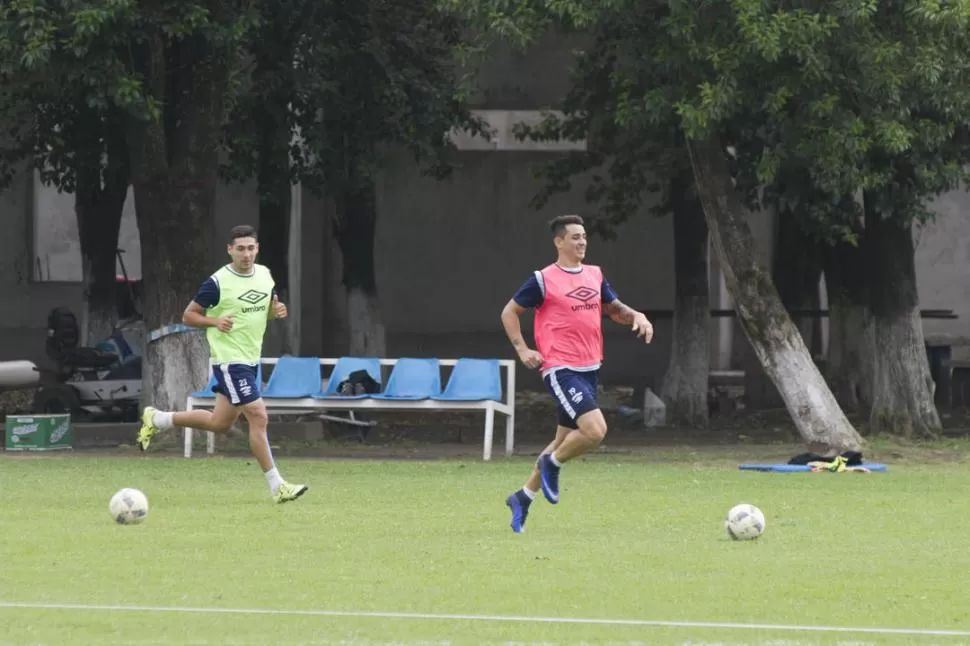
[31,172,142,282]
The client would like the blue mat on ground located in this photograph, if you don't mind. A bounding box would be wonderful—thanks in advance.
[738,463,888,472]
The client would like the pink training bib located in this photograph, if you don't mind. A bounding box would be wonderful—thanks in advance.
[534,264,604,371]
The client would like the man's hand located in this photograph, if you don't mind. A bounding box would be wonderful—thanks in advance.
[517,347,544,370]
[272,294,288,319]
[215,315,234,332]
[632,312,653,343]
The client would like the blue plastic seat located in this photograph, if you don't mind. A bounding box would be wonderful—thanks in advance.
[372,358,441,400]
[262,356,323,398]
[313,357,383,400]
[432,358,503,402]
[191,364,264,399]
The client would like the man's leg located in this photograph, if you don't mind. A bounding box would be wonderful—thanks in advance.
[537,409,607,504]
[173,402,241,432]
[551,408,608,463]
[238,398,274,471]
[506,426,569,533]
[239,398,308,503]
[525,428,571,492]
[137,395,240,451]
[536,369,605,504]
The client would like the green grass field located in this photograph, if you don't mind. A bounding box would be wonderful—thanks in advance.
[2,449,970,644]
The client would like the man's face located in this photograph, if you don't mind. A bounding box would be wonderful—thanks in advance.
[228,236,258,270]
[555,224,587,261]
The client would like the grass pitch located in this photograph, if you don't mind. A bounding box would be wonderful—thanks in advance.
[1,449,969,644]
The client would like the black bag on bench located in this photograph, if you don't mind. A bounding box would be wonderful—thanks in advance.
[333,369,381,443]
[336,369,381,397]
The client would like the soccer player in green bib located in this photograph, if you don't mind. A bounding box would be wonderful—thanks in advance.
[136,225,308,504]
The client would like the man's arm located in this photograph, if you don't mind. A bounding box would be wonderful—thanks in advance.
[182,301,220,328]
[500,299,530,354]
[267,287,280,320]
[501,299,544,369]
[602,278,653,342]
[181,277,226,329]
[501,274,544,369]
[603,299,638,325]
[266,269,282,320]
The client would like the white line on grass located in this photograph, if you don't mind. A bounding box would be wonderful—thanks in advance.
[0,601,967,638]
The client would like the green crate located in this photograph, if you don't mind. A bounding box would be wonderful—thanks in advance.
[4,414,72,451]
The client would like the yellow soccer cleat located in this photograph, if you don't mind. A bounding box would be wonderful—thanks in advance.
[136,406,159,452]
[275,481,308,504]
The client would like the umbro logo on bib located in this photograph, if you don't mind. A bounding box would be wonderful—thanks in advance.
[238,290,269,305]
[566,286,598,302]
[566,286,600,312]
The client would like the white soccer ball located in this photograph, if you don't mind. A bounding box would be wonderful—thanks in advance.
[725,503,765,540]
[109,488,149,525]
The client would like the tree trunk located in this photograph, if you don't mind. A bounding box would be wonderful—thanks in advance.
[75,121,130,346]
[257,143,290,296]
[686,132,863,452]
[863,197,941,438]
[334,180,385,356]
[79,257,118,347]
[132,177,213,412]
[772,209,822,356]
[822,229,873,415]
[347,288,385,356]
[660,172,710,427]
[257,110,296,356]
[125,28,236,415]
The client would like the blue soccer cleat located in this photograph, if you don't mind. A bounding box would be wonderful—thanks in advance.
[538,454,560,504]
[506,492,531,533]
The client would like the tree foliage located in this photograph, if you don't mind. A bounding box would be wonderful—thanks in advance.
[0,4,126,194]
[1,0,257,170]
[459,0,970,239]
[223,0,489,200]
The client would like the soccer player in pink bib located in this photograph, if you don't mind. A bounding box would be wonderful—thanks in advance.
[500,214,654,532]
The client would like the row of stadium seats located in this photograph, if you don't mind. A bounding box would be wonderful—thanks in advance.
[183,356,516,461]
[190,356,505,402]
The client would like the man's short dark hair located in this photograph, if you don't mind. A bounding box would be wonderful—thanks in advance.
[549,214,584,238]
[229,224,257,243]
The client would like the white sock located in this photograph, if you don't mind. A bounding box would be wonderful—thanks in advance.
[522,487,537,500]
[550,453,562,467]
[152,411,174,430]
[265,467,283,495]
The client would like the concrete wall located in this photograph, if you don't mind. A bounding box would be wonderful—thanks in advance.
[466,31,587,109]
[369,149,674,389]
[0,168,84,371]
[3,152,967,389]
[795,190,970,358]
[32,175,142,282]
[915,191,970,351]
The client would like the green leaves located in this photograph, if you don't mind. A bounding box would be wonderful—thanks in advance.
[2,0,968,247]
[221,0,488,200]
[462,0,970,238]
[0,0,262,196]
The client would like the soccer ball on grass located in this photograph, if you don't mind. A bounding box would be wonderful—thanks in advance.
[725,503,765,540]
[109,488,149,525]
